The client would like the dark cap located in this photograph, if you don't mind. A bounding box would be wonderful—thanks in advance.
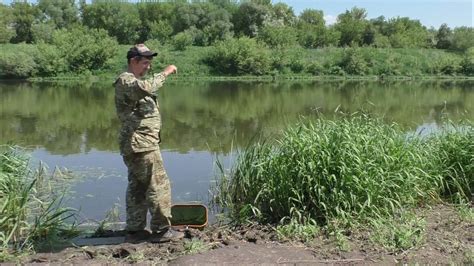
[127,44,158,60]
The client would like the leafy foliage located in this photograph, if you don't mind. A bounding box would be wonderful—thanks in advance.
[0,4,16,43]
[0,44,37,78]
[10,2,38,43]
[48,26,118,73]
[172,31,194,51]
[82,1,140,44]
[257,25,297,48]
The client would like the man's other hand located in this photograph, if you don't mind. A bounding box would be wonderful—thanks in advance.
[163,65,178,76]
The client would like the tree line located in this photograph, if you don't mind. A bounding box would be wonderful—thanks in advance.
[1,0,472,50]
[0,0,473,78]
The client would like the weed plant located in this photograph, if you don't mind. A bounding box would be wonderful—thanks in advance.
[0,146,77,260]
[183,238,208,255]
[369,210,426,252]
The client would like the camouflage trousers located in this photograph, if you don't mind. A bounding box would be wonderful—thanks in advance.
[123,148,171,232]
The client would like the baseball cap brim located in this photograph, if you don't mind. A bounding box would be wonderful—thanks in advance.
[139,51,158,57]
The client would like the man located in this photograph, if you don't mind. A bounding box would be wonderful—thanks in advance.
[114,44,184,243]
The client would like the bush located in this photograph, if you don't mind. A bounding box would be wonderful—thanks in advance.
[306,61,324,75]
[172,31,194,51]
[148,20,173,44]
[34,42,67,76]
[0,49,37,78]
[49,26,118,73]
[324,64,345,75]
[206,37,271,75]
[460,47,474,76]
[429,56,462,75]
[289,58,305,73]
[339,48,369,75]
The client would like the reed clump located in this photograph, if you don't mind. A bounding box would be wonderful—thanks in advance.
[215,116,473,227]
[0,146,77,260]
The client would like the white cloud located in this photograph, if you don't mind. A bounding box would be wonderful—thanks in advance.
[324,15,337,25]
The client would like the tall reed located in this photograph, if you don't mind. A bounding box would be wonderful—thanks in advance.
[214,116,473,226]
[0,146,76,259]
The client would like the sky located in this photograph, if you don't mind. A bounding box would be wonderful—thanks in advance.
[1,0,472,28]
[275,0,473,28]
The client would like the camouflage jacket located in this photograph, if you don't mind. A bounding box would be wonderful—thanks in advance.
[114,72,167,155]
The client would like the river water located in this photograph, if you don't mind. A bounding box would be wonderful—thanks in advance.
[0,80,472,222]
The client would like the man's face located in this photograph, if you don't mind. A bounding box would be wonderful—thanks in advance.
[131,57,152,78]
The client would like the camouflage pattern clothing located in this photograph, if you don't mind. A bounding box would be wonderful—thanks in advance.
[114,71,171,232]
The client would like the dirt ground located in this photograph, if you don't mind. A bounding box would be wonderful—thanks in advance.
[25,204,473,265]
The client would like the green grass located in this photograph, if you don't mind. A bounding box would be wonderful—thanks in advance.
[213,115,473,231]
[0,146,77,261]
[276,217,320,243]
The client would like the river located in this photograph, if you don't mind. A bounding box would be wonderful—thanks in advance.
[0,79,472,222]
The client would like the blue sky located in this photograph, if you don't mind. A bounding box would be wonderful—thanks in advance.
[276,0,473,28]
[2,0,472,28]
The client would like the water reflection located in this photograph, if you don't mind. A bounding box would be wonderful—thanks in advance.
[1,80,472,221]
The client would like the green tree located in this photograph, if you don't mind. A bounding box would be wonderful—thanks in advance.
[202,8,233,44]
[370,16,388,35]
[148,20,173,43]
[296,9,330,48]
[136,2,174,41]
[385,17,429,48]
[451,27,474,52]
[372,33,391,48]
[233,2,270,37]
[299,9,324,26]
[436,23,452,49]
[82,2,140,44]
[11,1,39,43]
[31,21,55,43]
[172,3,204,33]
[258,25,297,48]
[334,7,368,46]
[37,0,78,29]
[297,24,326,48]
[0,4,16,43]
[270,2,295,26]
[362,24,376,46]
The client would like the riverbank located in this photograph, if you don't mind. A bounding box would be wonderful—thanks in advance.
[23,204,473,264]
